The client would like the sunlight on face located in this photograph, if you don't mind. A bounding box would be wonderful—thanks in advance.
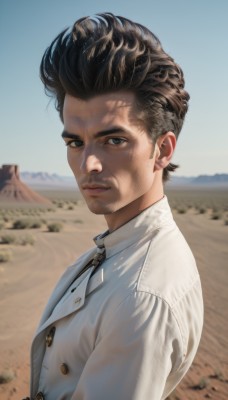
[62,92,161,230]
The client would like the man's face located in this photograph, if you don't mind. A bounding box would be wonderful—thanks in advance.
[62,92,160,230]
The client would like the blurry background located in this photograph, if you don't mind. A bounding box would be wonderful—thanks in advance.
[0,0,227,177]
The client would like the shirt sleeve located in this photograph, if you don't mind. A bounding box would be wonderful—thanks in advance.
[71,290,185,400]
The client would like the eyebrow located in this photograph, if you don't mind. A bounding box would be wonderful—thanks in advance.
[61,127,128,140]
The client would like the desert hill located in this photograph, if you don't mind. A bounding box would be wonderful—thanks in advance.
[167,173,228,187]
[0,164,51,204]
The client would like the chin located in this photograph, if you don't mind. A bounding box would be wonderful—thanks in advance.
[86,201,118,215]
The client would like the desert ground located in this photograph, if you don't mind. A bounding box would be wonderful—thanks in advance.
[0,188,227,399]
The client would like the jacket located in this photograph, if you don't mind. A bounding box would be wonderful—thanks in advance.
[30,197,203,400]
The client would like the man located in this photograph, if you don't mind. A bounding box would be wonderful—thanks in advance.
[28,13,203,400]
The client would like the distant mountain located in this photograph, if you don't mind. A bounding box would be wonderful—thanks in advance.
[21,171,228,188]
[166,173,228,187]
[21,171,76,188]
[191,173,228,185]
[166,176,194,186]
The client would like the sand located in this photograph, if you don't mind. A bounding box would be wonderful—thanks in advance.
[0,202,227,399]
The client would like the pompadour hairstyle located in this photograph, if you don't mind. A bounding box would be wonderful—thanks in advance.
[40,12,190,181]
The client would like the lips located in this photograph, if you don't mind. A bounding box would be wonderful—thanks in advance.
[82,184,109,189]
[81,183,110,195]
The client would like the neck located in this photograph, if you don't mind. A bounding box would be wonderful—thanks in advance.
[105,174,164,232]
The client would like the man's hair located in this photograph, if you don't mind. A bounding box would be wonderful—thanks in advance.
[40,13,190,181]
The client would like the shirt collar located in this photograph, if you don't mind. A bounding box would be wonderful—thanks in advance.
[94,196,174,259]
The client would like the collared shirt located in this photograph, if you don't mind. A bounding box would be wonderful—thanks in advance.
[31,196,203,400]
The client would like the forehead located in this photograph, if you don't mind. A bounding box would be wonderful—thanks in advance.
[63,91,140,130]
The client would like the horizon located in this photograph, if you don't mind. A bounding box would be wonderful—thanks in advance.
[20,170,228,179]
[1,1,228,176]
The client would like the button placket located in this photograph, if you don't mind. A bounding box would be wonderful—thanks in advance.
[45,326,56,347]
[71,267,94,310]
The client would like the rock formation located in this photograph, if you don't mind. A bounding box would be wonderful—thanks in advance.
[0,164,51,204]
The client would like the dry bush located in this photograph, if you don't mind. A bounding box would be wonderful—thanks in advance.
[47,222,63,232]
[197,206,207,214]
[12,218,42,229]
[30,220,42,228]
[0,369,15,383]
[12,219,31,229]
[177,207,187,214]
[0,233,16,244]
[211,369,225,381]
[195,377,210,390]
[0,251,11,263]
[18,234,35,246]
[3,216,11,222]
[211,211,222,220]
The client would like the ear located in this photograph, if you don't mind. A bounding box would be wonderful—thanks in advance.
[154,132,176,171]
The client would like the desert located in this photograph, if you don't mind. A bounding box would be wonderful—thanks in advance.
[0,186,227,400]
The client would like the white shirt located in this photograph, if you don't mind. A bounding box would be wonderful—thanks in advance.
[30,196,203,400]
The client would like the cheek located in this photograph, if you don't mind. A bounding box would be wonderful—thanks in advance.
[67,152,73,170]
[67,150,77,172]
[117,157,154,188]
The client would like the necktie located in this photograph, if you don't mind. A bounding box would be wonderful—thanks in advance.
[91,244,106,268]
[71,245,106,292]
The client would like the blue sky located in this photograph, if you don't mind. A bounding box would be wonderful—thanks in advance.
[0,0,227,177]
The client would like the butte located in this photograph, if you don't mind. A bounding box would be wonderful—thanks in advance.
[0,164,51,205]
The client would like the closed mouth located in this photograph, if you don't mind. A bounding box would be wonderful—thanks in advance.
[82,183,110,190]
[81,184,111,196]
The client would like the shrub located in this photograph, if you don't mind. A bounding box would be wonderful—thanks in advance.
[197,377,209,390]
[18,234,35,246]
[0,251,11,263]
[0,221,4,230]
[12,218,42,229]
[0,234,16,244]
[212,369,225,381]
[0,369,15,383]
[30,220,42,229]
[177,207,187,214]
[47,222,63,232]
[198,207,207,214]
[211,211,222,220]
[12,219,31,229]
[68,205,74,210]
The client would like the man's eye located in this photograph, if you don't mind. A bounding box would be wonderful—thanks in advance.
[107,138,126,145]
[66,139,83,148]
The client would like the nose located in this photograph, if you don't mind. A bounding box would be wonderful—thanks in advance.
[80,147,103,174]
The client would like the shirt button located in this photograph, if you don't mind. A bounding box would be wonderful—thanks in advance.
[35,392,44,400]
[60,363,69,375]
[75,297,81,304]
[45,326,56,347]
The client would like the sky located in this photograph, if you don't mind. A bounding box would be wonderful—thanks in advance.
[0,0,227,177]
